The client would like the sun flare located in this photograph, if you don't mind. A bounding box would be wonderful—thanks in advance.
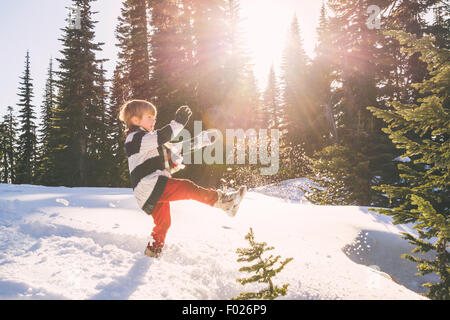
[240,0,321,88]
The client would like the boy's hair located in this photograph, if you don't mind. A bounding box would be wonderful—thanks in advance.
[119,100,157,128]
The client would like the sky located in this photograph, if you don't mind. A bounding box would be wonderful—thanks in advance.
[0,0,322,120]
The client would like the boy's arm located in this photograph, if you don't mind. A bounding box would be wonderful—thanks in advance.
[141,106,192,150]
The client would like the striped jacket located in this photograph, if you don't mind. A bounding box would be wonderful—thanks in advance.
[125,120,185,215]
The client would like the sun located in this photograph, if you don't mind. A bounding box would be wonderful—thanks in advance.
[240,1,289,85]
[239,0,322,89]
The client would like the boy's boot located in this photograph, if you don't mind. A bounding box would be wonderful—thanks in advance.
[214,186,247,217]
[144,242,162,258]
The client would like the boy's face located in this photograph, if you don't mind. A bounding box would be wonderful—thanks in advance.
[131,112,156,131]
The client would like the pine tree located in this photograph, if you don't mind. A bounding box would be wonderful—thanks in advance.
[302,145,372,205]
[242,68,261,129]
[373,0,448,207]
[0,106,18,184]
[202,0,260,187]
[116,0,151,101]
[368,30,449,300]
[383,0,438,89]
[86,62,110,186]
[53,0,106,186]
[309,2,335,146]
[233,228,293,300]
[0,122,6,183]
[16,51,38,185]
[147,0,193,127]
[308,0,401,206]
[328,0,380,143]
[104,68,128,187]
[191,0,228,119]
[281,14,310,150]
[214,1,264,187]
[261,65,282,130]
[221,0,258,130]
[179,0,255,187]
[36,58,57,185]
[258,65,300,182]
[428,1,449,50]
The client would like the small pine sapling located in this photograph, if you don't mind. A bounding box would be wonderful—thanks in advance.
[233,228,293,300]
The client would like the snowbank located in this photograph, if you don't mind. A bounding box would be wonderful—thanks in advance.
[0,181,433,300]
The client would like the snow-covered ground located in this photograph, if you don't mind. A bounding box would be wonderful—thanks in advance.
[0,179,437,300]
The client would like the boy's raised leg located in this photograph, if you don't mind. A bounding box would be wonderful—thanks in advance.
[158,178,218,205]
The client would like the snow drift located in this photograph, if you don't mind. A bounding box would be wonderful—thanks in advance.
[0,179,436,299]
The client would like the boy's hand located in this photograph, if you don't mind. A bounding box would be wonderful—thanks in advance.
[175,105,192,126]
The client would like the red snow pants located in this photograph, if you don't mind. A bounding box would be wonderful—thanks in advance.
[148,178,218,251]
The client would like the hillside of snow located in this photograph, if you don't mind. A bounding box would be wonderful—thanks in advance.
[0,179,437,300]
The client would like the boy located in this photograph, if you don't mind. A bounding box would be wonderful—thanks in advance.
[119,100,246,258]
